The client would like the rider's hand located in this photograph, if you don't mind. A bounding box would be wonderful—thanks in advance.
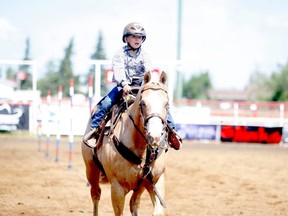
[122,84,131,96]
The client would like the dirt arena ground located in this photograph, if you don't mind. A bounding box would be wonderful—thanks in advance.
[0,132,287,216]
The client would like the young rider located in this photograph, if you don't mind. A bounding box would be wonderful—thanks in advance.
[83,22,182,150]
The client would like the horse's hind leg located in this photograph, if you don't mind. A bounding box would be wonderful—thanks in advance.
[89,161,101,216]
[129,186,145,216]
[82,144,101,216]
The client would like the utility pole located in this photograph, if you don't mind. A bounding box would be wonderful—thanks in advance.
[175,0,183,99]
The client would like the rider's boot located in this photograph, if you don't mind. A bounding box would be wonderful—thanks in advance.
[83,127,100,148]
[168,128,183,150]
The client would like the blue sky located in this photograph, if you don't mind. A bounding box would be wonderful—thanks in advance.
[1,0,288,90]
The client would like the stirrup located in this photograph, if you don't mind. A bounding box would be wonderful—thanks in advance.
[168,129,183,150]
[83,128,99,148]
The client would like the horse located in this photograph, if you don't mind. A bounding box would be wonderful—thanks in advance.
[82,71,170,216]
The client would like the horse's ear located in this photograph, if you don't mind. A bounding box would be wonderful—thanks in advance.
[160,71,167,85]
[143,71,152,84]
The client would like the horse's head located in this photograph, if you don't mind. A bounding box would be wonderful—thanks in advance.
[138,71,169,148]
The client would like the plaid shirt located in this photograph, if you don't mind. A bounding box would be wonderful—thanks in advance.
[112,45,152,87]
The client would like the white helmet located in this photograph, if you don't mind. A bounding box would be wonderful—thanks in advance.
[122,22,146,43]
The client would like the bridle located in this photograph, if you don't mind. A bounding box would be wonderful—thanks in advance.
[140,85,168,127]
[128,84,169,146]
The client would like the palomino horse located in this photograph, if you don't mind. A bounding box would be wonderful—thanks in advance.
[82,71,170,216]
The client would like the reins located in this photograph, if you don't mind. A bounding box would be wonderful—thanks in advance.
[127,113,147,142]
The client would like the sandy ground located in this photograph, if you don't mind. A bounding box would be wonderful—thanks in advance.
[0,132,288,216]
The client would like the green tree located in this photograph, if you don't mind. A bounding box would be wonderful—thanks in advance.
[182,71,212,99]
[58,38,78,96]
[247,61,288,101]
[246,71,271,101]
[38,61,59,97]
[18,37,32,90]
[88,30,108,95]
[5,67,15,80]
[90,30,106,60]
[268,62,288,101]
[38,38,79,97]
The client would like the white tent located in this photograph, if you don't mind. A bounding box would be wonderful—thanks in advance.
[0,79,15,100]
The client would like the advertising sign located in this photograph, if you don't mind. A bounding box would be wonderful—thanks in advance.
[176,124,217,140]
[0,103,29,131]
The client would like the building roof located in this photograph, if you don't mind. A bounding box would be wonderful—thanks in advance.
[208,88,250,101]
[0,78,17,88]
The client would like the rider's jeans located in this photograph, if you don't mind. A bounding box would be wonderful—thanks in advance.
[90,85,176,130]
[90,85,123,130]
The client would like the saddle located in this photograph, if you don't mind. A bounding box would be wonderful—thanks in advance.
[95,94,137,149]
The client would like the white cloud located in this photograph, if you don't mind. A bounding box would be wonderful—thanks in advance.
[0,18,18,40]
[267,12,288,28]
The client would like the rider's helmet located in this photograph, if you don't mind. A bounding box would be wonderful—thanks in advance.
[122,22,146,43]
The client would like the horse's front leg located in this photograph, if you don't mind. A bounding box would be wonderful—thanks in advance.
[130,186,145,216]
[110,179,126,216]
[147,174,166,216]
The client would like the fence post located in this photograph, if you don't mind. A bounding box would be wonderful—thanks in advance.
[68,79,74,170]
[45,90,51,158]
[88,74,93,113]
[280,103,284,126]
[55,85,62,162]
[37,102,42,152]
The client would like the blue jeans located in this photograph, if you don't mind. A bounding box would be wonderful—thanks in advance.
[90,85,175,129]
